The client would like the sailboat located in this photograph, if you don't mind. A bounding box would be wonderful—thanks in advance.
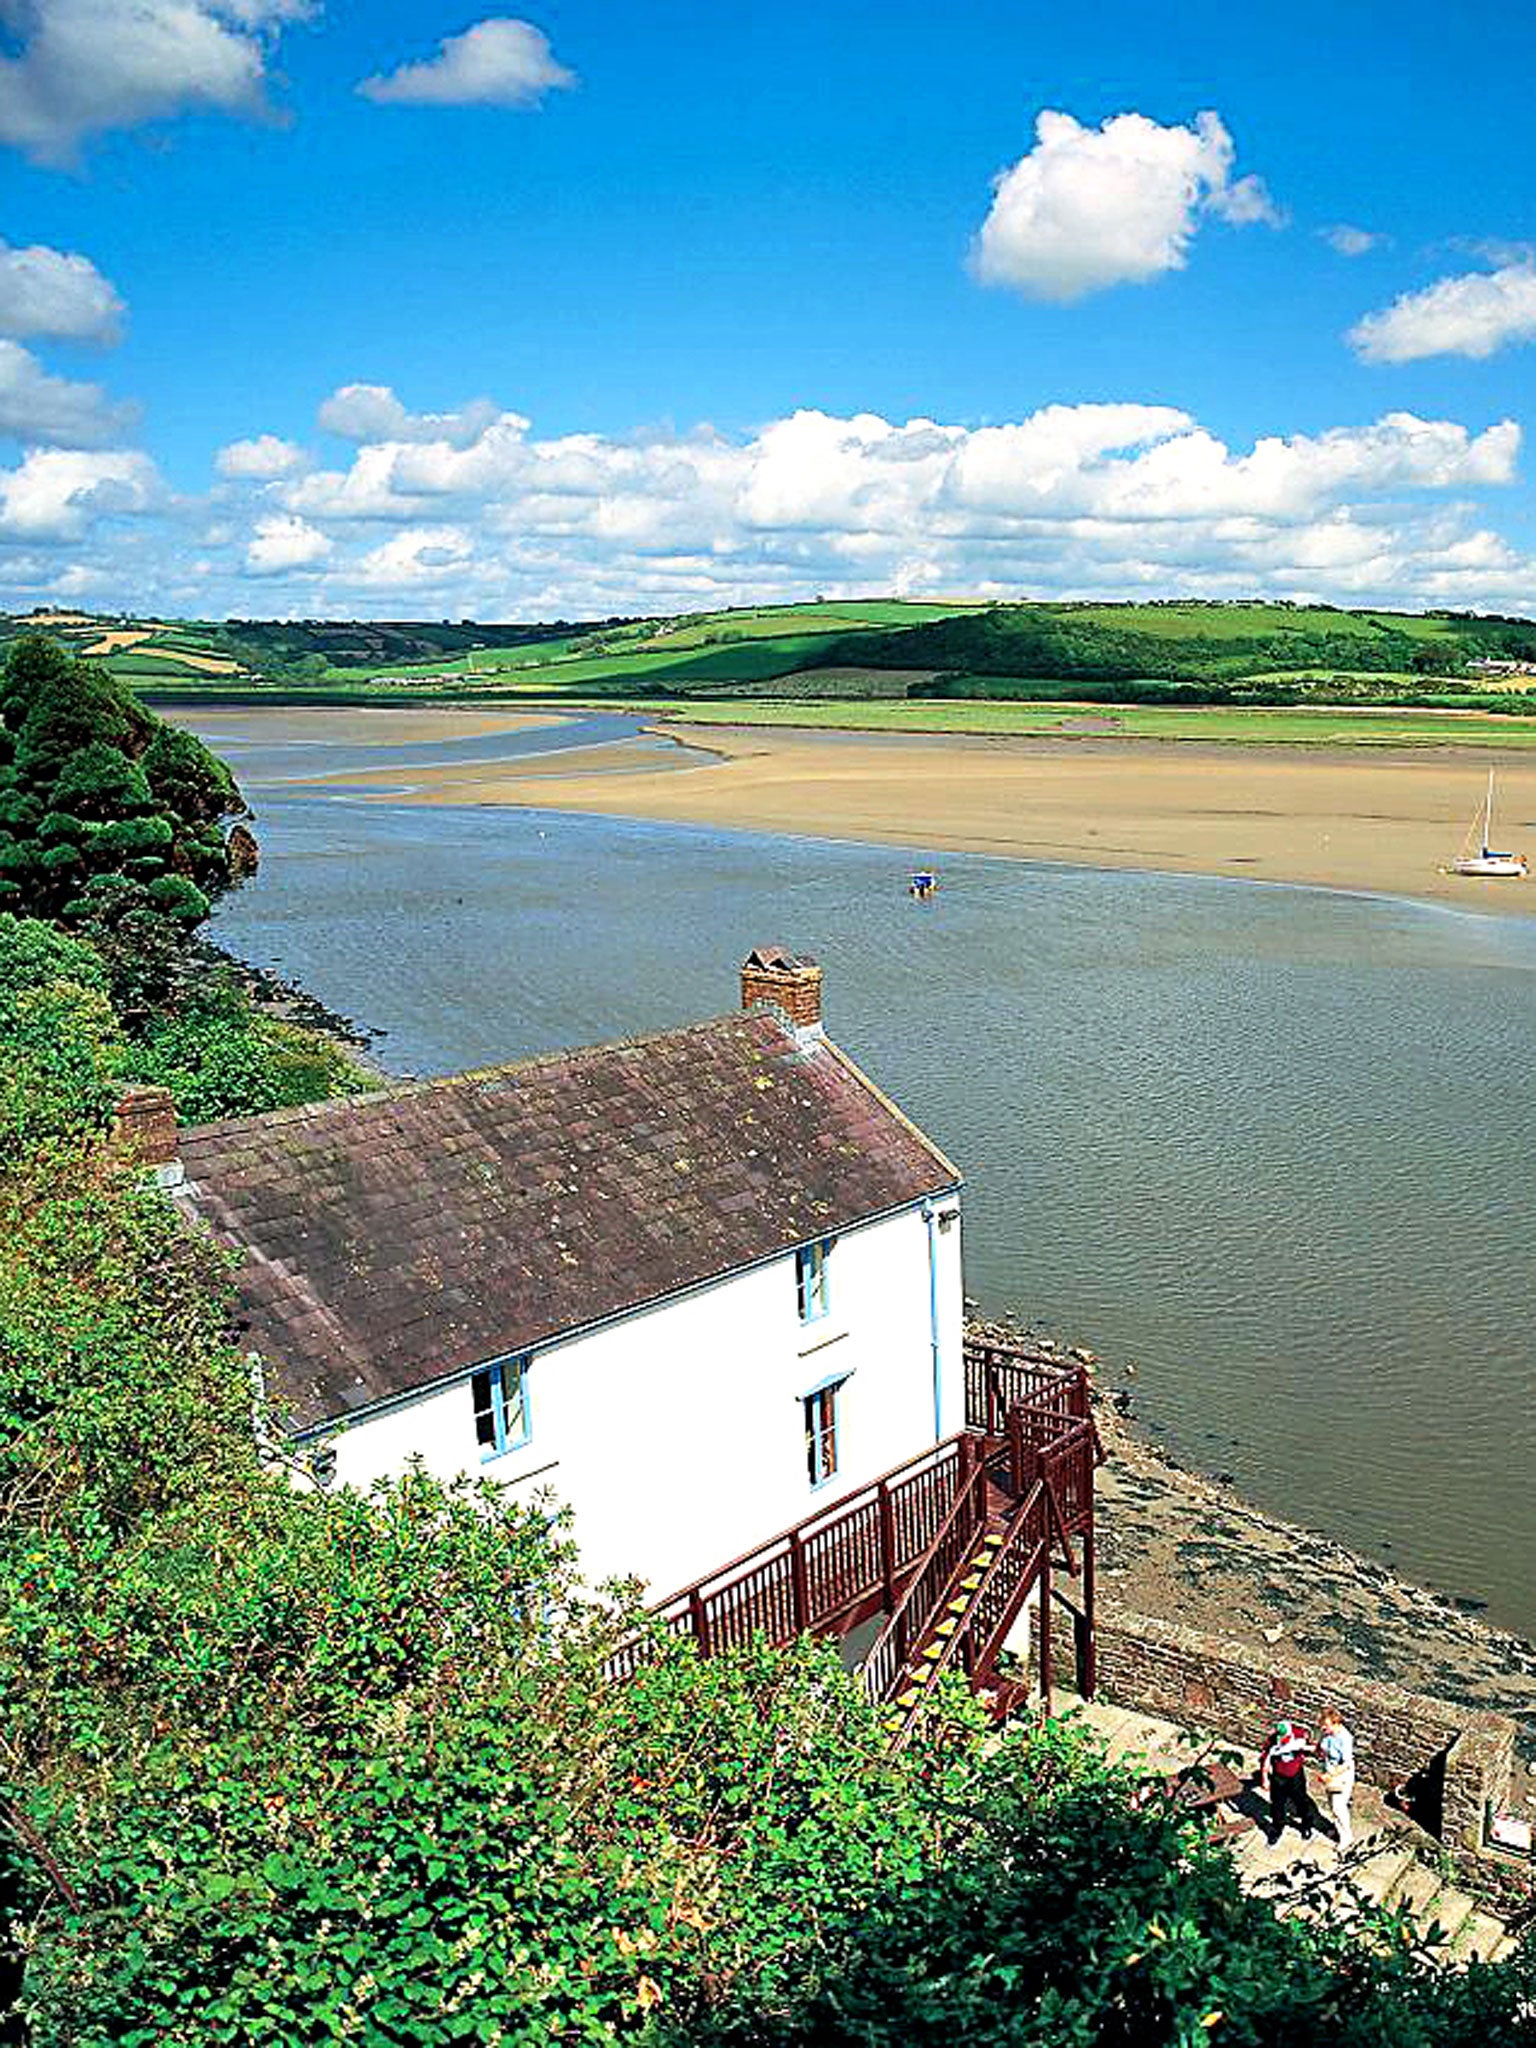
[1452,771,1528,878]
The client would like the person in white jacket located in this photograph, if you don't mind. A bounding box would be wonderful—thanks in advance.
[1318,1707,1357,1850]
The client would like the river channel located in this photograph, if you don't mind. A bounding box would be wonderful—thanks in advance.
[184,707,1536,1642]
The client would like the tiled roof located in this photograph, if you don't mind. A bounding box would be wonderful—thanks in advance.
[174,1012,959,1431]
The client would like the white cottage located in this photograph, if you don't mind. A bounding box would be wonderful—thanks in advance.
[151,949,966,1597]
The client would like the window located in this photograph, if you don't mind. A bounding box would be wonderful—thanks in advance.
[471,1356,530,1459]
[795,1238,831,1322]
[803,1380,841,1488]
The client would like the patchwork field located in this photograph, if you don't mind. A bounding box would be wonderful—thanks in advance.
[6,597,1536,746]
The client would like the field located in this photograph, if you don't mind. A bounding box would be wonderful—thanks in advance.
[636,696,1536,749]
[6,597,1536,745]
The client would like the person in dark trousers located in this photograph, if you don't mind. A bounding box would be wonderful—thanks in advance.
[1255,1718,1318,1845]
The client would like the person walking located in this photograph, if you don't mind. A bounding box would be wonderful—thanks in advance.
[1318,1707,1356,1850]
[1255,1717,1316,1846]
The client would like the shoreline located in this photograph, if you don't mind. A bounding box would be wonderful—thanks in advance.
[294,717,1536,922]
[989,1328,1536,1766]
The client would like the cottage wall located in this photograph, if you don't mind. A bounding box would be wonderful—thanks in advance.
[313,1199,965,1597]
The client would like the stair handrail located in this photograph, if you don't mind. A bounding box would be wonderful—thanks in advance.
[861,1451,988,1703]
[886,1476,1049,1754]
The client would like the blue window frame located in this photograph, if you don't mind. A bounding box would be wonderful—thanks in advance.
[471,1356,531,1459]
[795,1238,831,1322]
[803,1377,844,1488]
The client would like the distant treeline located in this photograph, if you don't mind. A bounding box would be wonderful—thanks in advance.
[810,605,1536,688]
[220,615,629,678]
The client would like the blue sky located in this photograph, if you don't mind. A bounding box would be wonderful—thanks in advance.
[2,0,1535,618]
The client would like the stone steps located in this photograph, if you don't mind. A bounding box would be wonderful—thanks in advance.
[1055,1696,1521,1968]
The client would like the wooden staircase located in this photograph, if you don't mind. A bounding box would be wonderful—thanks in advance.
[868,1402,1094,1750]
[610,1338,1102,1744]
[883,1525,1006,1738]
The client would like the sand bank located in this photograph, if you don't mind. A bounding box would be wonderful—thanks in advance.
[307,721,1536,917]
[185,705,565,746]
[303,735,709,791]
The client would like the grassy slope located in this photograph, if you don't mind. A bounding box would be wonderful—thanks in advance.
[634,696,1536,748]
[8,601,1536,749]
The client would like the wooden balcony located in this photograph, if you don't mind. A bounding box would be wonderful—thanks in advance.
[611,1338,1102,1733]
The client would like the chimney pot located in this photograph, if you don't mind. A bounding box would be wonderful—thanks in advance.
[740,946,823,1035]
[111,1084,179,1171]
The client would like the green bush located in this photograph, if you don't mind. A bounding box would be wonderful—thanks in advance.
[0,635,250,936]
[125,976,371,1124]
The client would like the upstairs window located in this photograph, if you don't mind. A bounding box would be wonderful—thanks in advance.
[803,1379,843,1488]
[472,1356,531,1460]
[795,1238,831,1322]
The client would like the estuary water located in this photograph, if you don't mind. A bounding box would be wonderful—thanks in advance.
[189,710,1536,1639]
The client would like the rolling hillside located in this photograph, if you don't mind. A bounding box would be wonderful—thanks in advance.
[4,597,1535,713]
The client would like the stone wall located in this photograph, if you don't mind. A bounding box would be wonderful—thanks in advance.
[1096,1598,1515,1853]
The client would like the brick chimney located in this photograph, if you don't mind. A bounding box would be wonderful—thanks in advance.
[110,1084,180,1177]
[740,945,823,1037]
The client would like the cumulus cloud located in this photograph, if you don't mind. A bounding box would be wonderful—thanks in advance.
[0,238,124,342]
[1322,224,1386,259]
[358,18,575,108]
[245,512,331,573]
[318,382,505,448]
[354,526,474,586]
[0,0,311,165]
[279,398,1517,540]
[0,338,138,446]
[1349,262,1536,363]
[0,445,159,539]
[217,432,309,479]
[5,394,1530,615]
[972,109,1281,303]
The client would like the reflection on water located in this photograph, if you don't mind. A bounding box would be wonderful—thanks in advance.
[189,715,1536,1638]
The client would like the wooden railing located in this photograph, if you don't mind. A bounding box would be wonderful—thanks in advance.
[860,1446,987,1704]
[885,1476,1052,1751]
[607,1434,970,1681]
[966,1338,1092,1437]
[611,1338,1101,1701]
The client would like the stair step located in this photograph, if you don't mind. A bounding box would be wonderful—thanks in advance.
[1382,1859,1443,1920]
[1352,1845,1419,1911]
[1453,1909,1508,1963]
[1427,1887,1476,1945]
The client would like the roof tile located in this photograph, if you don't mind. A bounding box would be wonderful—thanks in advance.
[176,1011,957,1429]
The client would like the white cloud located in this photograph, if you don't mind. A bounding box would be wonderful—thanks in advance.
[972,109,1281,303]
[354,526,473,586]
[318,382,504,447]
[0,238,124,342]
[5,394,1531,616]
[1323,224,1386,259]
[217,432,309,479]
[280,398,1516,540]
[1349,263,1536,363]
[0,446,159,539]
[0,338,138,446]
[0,0,311,166]
[358,17,575,108]
[245,512,331,573]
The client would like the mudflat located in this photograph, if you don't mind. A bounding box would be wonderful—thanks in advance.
[187,705,566,746]
[312,720,1536,917]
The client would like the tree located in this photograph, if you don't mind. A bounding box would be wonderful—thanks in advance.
[0,635,252,937]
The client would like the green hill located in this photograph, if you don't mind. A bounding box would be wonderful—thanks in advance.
[5,597,1536,714]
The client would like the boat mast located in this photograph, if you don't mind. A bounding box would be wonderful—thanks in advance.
[1486,768,1496,852]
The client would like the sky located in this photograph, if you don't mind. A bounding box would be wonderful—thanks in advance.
[2,0,1536,621]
